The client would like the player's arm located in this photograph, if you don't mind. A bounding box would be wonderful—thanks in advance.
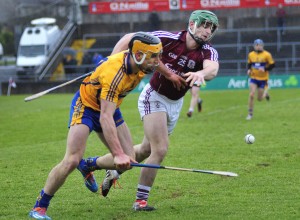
[156,60,187,90]
[183,59,219,87]
[265,63,275,71]
[111,33,135,55]
[247,53,253,76]
[265,53,275,71]
[112,33,186,90]
[100,99,132,170]
[202,59,219,80]
[247,63,252,76]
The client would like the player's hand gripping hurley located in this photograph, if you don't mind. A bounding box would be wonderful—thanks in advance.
[24,71,93,102]
[130,163,238,177]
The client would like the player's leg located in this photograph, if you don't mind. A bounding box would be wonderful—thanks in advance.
[133,111,169,211]
[46,124,89,194]
[134,136,151,162]
[246,79,257,120]
[187,86,200,117]
[30,91,90,219]
[263,81,270,101]
[257,88,265,101]
[132,84,170,210]
[133,85,183,211]
[197,89,203,112]
[141,112,169,184]
[30,124,89,219]
[257,79,267,102]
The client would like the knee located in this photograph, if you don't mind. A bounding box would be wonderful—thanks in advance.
[140,144,152,158]
[61,157,80,173]
[153,145,168,161]
[135,143,151,161]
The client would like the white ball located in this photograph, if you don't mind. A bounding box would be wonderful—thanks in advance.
[245,134,255,144]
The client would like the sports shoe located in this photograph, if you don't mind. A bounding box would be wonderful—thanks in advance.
[77,159,98,193]
[265,94,270,101]
[101,170,121,197]
[246,114,252,120]
[186,111,192,117]
[132,200,156,211]
[197,99,203,112]
[29,207,51,220]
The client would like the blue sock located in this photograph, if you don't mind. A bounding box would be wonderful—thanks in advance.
[34,189,53,209]
[248,109,253,116]
[86,156,100,171]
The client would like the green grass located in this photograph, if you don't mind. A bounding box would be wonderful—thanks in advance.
[0,89,300,219]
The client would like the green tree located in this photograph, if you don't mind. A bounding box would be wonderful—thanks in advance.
[0,27,14,55]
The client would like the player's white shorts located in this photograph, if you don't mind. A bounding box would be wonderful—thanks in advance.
[138,83,183,134]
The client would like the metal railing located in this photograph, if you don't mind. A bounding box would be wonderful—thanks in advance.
[219,58,300,76]
[10,26,300,80]
[37,20,77,81]
[59,25,300,78]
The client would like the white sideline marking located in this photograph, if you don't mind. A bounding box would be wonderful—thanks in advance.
[206,97,300,116]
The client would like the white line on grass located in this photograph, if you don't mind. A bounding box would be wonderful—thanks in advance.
[206,97,300,116]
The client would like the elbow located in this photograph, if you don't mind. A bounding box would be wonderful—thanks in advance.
[123,33,135,43]
[124,33,134,38]
[266,63,275,71]
[205,68,218,81]
[212,69,218,78]
[204,61,219,81]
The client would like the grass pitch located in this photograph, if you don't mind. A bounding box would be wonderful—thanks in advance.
[0,88,299,219]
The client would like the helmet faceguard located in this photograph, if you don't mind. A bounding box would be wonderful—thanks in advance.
[129,32,162,74]
[188,10,219,44]
[253,39,264,52]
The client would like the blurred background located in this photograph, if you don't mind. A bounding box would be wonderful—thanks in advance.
[0,0,299,95]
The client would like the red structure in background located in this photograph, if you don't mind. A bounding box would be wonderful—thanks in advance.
[89,0,300,14]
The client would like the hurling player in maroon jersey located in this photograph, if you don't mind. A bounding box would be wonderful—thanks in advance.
[96,10,219,211]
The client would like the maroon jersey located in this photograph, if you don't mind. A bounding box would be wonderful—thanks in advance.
[150,30,218,100]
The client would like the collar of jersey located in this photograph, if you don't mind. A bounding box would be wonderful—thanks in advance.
[125,52,133,75]
[180,30,187,43]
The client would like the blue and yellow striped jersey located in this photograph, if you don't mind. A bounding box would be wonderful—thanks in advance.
[79,51,145,111]
[248,50,275,81]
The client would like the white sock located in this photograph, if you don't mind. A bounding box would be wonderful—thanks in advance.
[112,170,120,178]
[136,184,151,201]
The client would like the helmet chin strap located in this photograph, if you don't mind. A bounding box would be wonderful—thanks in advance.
[132,53,156,74]
[133,53,146,65]
[188,21,205,45]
